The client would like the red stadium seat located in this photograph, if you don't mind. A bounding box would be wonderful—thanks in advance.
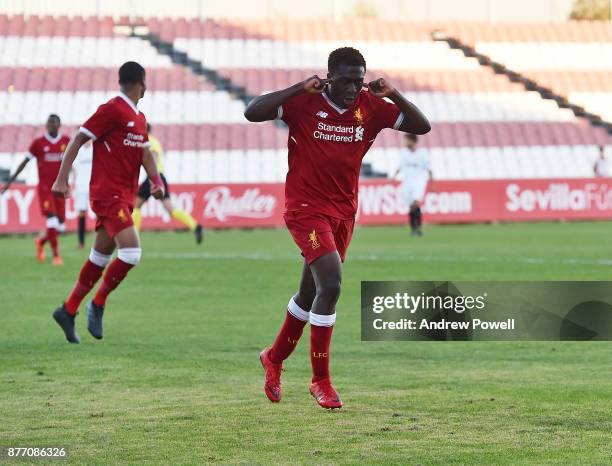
[68,16,85,37]
[0,15,7,35]
[99,16,114,37]
[54,16,69,36]
[8,15,24,36]
[229,125,245,150]
[39,16,54,36]
[166,125,183,151]
[213,124,231,150]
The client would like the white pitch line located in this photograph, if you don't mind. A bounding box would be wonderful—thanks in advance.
[143,251,612,267]
[12,250,612,267]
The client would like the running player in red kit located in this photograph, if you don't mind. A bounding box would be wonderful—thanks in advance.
[50,62,164,344]
[2,114,70,265]
[244,47,430,409]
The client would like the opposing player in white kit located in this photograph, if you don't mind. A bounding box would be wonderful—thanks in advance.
[73,140,93,248]
[593,146,610,178]
[395,134,433,236]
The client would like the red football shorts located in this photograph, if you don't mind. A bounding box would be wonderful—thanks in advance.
[91,199,134,239]
[284,210,355,264]
[38,187,65,222]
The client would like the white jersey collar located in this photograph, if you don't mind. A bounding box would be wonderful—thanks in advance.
[117,91,140,115]
[44,132,61,144]
[322,90,350,114]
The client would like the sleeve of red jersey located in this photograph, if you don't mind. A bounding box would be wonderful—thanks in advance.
[79,103,116,141]
[25,139,38,160]
[372,97,404,134]
[276,93,305,126]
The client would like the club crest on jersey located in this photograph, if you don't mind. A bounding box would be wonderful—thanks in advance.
[43,146,49,152]
[117,208,128,223]
[316,111,328,118]
[126,121,135,127]
[308,229,320,250]
[354,108,364,124]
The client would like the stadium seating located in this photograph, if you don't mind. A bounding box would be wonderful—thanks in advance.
[0,14,609,185]
[441,22,612,122]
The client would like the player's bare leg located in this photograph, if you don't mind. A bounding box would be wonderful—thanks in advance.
[409,201,423,236]
[131,196,146,231]
[38,214,63,265]
[294,260,317,311]
[87,226,141,339]
[34,235,46,263]
[162,198,203,244]
[308,251,343,409]
[77,211,87,249]
[261,261,315,402]
[51,198,67,265]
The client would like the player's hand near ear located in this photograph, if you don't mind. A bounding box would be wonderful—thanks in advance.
[367,78,396,98]
[303,75,329,94]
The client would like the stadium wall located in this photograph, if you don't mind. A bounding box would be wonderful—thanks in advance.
[0,0,576,22]
[2,178,611,233]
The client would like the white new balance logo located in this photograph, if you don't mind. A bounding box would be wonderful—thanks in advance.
[316,111,328,118]
[127,121,135,127]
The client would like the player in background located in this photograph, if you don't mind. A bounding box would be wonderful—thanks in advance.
[73,140,93,248]
[244,47,430,409]
[1,114,70,265]
[132,124,203,244]
[50,61,164,344]
[593,145,610,178]
[393,134,433,236]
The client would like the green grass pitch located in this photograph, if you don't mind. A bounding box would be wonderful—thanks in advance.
[1,221,611,465]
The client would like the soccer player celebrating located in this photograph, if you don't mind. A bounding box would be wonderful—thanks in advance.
[244,47,430,409]
[132,123,203,243]
[394,134,433,236]
[50,61,164,344]
[2,114,70,265]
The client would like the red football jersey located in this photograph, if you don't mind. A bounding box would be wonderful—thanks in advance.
[80,93,150,204]
[278,89,403,219]
[26,133,70,190]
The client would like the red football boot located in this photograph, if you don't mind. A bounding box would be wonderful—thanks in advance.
[35,237,46,263]
[260,347,283,403]
[310,378,343,409]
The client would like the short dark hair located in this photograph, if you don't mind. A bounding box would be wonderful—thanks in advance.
[119,61,145,85]
[48,114,60,123]
[328,47,366,73]
[406,134,418,142]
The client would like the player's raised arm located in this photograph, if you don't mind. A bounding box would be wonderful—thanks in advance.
[243,76,329,122]
[368,78,431,135]
[1,157,31,194]
[141,147,165,199]
[51,132,90,198]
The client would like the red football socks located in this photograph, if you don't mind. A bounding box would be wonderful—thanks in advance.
[309,312,336,382]
[269,310,308,364]
[65,260,105,315]
[93,258,135,307]
[47,228,59,257]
